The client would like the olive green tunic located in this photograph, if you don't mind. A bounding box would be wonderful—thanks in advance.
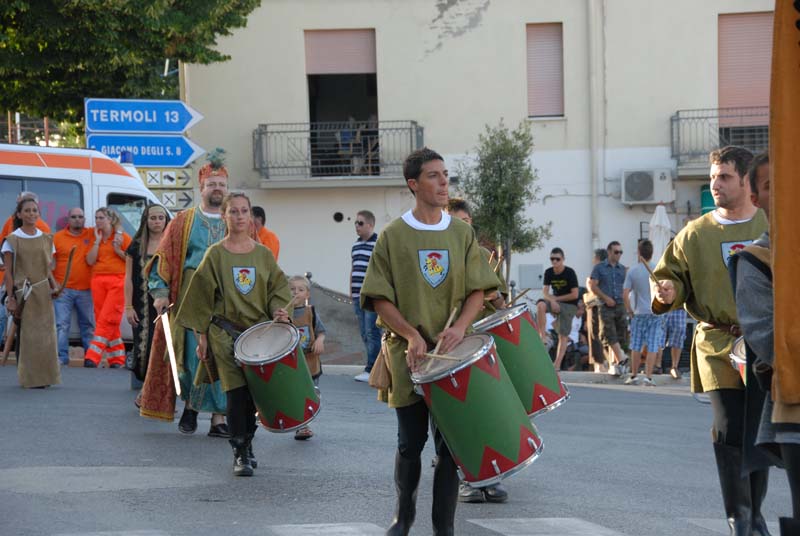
[652,210,768,393]
[360,212,500,408]
[177,242,291,392]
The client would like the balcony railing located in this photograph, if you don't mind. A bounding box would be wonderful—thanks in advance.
[670,107,769,167]
[253,120,424,180]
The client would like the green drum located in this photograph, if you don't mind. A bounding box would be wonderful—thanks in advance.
[473,304,569,417]
[411,334,543,486]
[234,321,321,433]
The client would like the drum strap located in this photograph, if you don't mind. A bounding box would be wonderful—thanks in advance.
[211,316,247,340]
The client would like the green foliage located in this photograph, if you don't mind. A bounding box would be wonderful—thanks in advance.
[459,120,551,279]
[0,0,261,121]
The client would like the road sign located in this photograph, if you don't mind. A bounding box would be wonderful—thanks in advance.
[85,98,203,134]
[87,134,205,168]
[139,169,193,189]
[154,190,194,210]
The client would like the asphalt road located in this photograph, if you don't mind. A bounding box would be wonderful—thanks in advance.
[0,366,791,536]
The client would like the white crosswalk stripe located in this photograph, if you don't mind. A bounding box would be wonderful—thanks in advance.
[54,532,169,536]
[468,518,626,535]
[685,518,780,534]
[269,523,385,536]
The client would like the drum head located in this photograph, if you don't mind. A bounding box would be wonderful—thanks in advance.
[411,334,494,384]
[729,336,746,365]
[234,321,300,366]
[472,303,529,331]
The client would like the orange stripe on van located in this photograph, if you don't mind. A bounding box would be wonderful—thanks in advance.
[40,154,91,170]
[0,150,45,167]
[92,158,133,177]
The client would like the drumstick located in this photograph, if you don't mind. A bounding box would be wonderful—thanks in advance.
[405,350,462,362]
[639,256,664,290]
[508,288,531,306]
[487,251,496,265]
[264,299,294,333]
[192,328,217,383]
[493,256,504,273]
[432,307,458,355]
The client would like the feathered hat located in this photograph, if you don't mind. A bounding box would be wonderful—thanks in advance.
[198,148,228,186]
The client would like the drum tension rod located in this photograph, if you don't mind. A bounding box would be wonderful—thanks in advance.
[527,437,538,450]
[505,321,514,333]
[538,394,548,406]
[449,374,459,389]
[488,353,496,367]
[491,460,501,475]
[279,419,285,430]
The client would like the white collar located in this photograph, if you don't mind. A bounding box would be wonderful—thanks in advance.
[198,208,222,220]
[712,210,753,226]
[401,210,451,231]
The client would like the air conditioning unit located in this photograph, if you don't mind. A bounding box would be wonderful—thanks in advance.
[621,169,674,205]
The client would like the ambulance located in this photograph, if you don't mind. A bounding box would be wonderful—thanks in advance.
[0,143,166,347]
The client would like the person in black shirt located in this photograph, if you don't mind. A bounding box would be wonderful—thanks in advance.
[536,247,579,371]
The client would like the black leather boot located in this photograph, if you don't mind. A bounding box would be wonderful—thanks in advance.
[431,454,459,536]
[246,433,257,469]
[386,452,421,536]
[750,469,771,535]
[229,437,253,477]
[779,517,800,535]
[714,443,753,535]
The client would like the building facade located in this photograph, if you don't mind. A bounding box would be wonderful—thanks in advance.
[181,0,772,292]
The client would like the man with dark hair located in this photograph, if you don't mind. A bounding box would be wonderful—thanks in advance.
[622,239,663,386]
[537,247,579,371]
[360,147,499,535]
[653,146,768,534]
[589,241,628,376]
[351,209,381,382]
[251,205,280,261]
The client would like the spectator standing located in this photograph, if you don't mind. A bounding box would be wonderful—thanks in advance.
[252,206,280,261]
[288,275,326,440]
[662,309,688,378]
[52,208,95,366]
[589,241,628,376]
[583,248,608,372]
[85,207,131,368]
[536,248,579,371]
[351,209,381,383]
[0,191,51,240]
[124,205,170,405]
[2,197,60,388]
[622,239,664,386]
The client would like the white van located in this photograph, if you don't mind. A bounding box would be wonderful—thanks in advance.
[0,144,166,346]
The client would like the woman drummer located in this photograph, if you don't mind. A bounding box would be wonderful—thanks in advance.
[177,192,290,477]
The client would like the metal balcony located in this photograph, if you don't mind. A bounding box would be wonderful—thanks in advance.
[253,120,424,185]
[670,107,769,173]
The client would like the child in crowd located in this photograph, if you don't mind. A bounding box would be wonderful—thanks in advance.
[288,275,326,440]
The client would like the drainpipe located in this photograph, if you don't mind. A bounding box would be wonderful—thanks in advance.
[587,0,605,250]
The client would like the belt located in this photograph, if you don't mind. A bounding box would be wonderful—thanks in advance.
[700,322,742,337]
[211,316,247,339]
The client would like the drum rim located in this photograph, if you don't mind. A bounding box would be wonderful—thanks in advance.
[471,303,529,331]
[410,333,495,384]
[729,336,746,365]
[233,321,301,366]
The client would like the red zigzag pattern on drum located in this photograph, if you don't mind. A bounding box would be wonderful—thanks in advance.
[261,397,320,430]
[252,351,300,383]
[455,425,541,482]
[421,349,501,404]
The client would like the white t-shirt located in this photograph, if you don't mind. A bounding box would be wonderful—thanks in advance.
[1,228,54,254]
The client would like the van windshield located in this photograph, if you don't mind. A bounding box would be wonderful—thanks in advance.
[107,194,147,237]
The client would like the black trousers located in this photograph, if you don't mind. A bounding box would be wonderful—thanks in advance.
[396,399,452,462]
[226,386,257,438]
[708,389,746,446]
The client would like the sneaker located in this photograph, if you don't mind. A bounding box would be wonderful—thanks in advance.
[109,363,122,369]
[483,483,509,503]
[641,376,656,387]
[608,365,620,377]
[83,359,97,368]
[354,371,370,383]
[670,368,682,379]
[294,426,314,440]
[458,482,485,503]
[624,375,640,385]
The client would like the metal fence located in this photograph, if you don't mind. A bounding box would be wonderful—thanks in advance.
[0,114,83,147]
[253,120,424,180]
[670,107,769,166]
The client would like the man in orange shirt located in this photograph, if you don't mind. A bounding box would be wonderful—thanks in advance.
[252,206,280,261]
[53,208,95,365]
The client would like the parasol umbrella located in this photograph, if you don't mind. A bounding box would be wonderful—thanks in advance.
[649,204,672,261]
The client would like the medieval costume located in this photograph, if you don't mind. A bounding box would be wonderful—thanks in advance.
[178,242,290,474]
[2,230,60,388]
[360,210,499,534]
[653,209,768,535]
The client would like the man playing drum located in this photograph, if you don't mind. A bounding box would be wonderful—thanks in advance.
[360,148,499,536]
[178,193,290,477]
